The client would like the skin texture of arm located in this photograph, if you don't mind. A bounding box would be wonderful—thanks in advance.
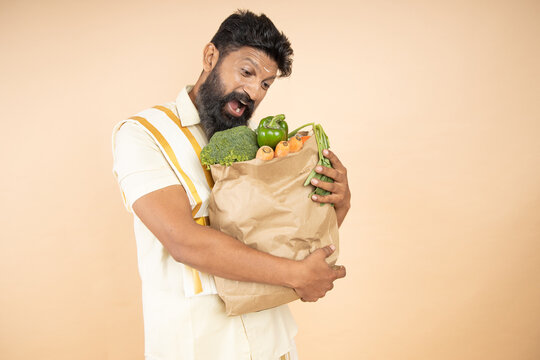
[132,184,346,302]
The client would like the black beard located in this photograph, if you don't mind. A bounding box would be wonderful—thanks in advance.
[196,67,255,140]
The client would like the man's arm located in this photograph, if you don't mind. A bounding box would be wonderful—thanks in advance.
[133,184,345,302]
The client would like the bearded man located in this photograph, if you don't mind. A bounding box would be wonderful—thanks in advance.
[112,10,351,360]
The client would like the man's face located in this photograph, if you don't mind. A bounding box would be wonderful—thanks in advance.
[196,46,278,139]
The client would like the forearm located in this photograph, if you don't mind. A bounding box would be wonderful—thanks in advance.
[168,222,347,303]
[335,204,350,228]
[168,222,300,288]
[132,185,299,287]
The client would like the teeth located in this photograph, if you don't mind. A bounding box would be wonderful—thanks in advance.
[236,107,241,113]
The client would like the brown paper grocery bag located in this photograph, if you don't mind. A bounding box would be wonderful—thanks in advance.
[208,136,339,316]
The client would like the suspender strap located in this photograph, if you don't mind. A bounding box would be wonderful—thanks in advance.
[129,115,205,217]
[126,107,214,296]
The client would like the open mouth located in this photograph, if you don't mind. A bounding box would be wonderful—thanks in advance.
[226,99,247,117]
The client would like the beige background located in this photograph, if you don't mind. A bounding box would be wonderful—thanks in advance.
[1,0,539,359]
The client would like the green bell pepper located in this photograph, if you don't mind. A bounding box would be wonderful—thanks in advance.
[256,114,288,149]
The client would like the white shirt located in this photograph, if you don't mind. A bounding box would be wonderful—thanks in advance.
[112,86,298,360]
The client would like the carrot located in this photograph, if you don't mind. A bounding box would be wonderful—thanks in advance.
[300,135,311,144]
[288,134,303,153]
[256,146,274,160]
[274,141,290,157]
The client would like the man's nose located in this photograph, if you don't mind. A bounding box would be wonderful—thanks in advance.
[242,82,264,104]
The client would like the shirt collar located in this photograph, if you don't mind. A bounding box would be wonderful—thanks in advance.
[175,85,200,127]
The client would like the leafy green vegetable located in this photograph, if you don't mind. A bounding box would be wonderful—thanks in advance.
[200,126,259,168]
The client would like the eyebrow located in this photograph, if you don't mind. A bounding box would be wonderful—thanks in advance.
[243,57,277,81]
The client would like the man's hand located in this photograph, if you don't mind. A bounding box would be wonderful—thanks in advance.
[310,149,351,227]
[292,245,346,302]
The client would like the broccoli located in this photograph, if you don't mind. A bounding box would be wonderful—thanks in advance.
[200,126,259,168]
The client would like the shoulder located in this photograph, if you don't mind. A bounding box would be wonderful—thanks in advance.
[115,121,157,149]
[113,101,176,149]
[112,119,165,180]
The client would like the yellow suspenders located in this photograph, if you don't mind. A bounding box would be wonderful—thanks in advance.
[153,105,214,189]
[128,106,213,294]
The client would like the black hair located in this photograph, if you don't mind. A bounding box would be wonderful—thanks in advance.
[210,10,293,77]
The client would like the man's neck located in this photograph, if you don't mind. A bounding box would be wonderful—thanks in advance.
[189,73,207,110]
[188,85,198,109]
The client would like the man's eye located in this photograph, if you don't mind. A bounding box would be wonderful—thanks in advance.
[241,69,251,76]
[262,82,270,90]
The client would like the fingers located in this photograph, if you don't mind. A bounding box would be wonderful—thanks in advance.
[311,177,336,193]
[328,282,334,291]
[322,244,336,258]
[322,149,346,172]
[314,164,343,183]
[312,151,348,185]
[298,245,343,303]
[311,244,336,259]
[333,264,347,279]
[309,150,349,206]
[311,179,349,206]
[300,267,342,302]
[311,192,339,204]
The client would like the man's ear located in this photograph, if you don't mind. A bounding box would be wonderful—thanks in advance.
[202,43,220,72]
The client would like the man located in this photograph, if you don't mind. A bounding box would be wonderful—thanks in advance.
[112,10,351,360]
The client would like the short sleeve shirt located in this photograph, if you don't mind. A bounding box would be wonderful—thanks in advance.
[112,86,298,360]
